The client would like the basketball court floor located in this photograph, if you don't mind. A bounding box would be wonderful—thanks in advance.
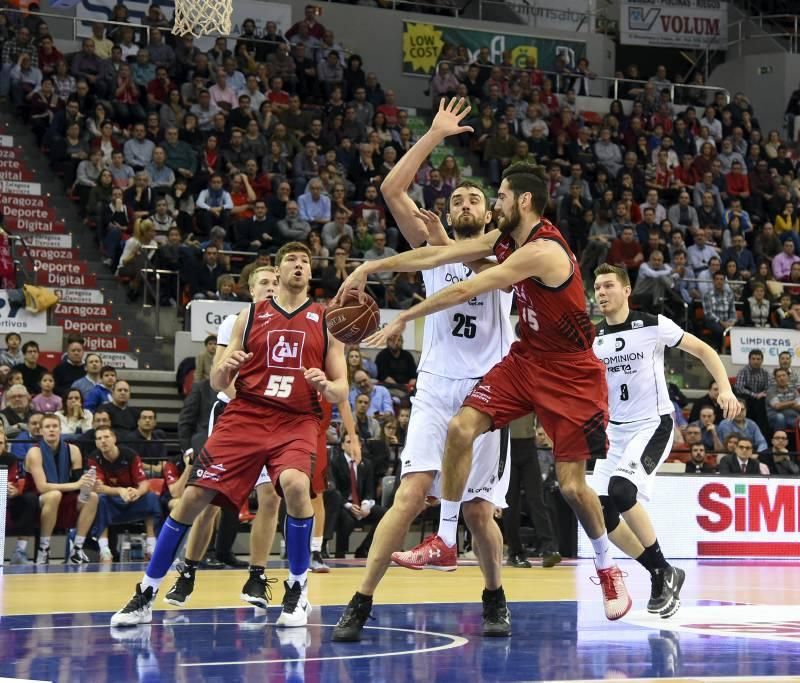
[1,557,799,682]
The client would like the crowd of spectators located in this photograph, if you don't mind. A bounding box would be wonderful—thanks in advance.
[1,4,439,308]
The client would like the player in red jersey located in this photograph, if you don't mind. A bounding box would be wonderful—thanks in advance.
[337,102,630,620]
[112,242,349,629]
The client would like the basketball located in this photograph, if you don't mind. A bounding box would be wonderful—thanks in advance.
[325,293,381,344]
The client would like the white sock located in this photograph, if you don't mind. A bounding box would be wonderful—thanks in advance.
[288,571,308,586]
[438,499,461,548]
[40,536,51,550]
[74,535,86,550]
[146,536,156,553]
[310,537,322,552]
[591,532,614,570]
[141,574,164,593]
[16,539,27,553]
[98,537,110,551]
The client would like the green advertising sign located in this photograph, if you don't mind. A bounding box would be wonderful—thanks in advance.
[402,21,586,77]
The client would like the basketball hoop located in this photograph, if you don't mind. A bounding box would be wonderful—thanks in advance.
[171,0,233,38]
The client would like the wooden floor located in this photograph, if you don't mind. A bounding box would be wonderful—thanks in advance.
[2,558,799,616]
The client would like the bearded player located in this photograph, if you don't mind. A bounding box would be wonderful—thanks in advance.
[339,107,631,619]
[112,242,348,628]
[332,97,514,642]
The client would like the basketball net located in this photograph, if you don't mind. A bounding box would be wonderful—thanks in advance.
[171,0,233,38]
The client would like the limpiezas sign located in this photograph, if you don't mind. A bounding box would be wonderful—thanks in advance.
[580,475,800,558]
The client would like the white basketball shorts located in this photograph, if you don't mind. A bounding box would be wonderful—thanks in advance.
[590,414,674,502]
[402,372,510,508]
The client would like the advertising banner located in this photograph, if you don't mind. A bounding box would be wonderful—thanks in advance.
[619,0,728,50]
[0,290,47,334]
[52,288,104,304]
[0,180,41,195]
[578,475,800,558]
[189,300,250,342]
[729,327,800,366]
[504,0,593,33]
[402,20,585,77]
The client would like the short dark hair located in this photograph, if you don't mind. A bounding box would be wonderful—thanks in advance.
[501,163,549,216]
[204,335,217,345]
[594,263,630,287]
[100,365,117,375]
[449,180,488,213]
[5,332,20,343]
[22,341,39,353]
[736,436,753,447]
[276,241,312,266]
[748,349,763,359]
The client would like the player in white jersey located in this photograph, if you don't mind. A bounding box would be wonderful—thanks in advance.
[164,266,282,609]
[333,98,514,642]
[592,263,739,617]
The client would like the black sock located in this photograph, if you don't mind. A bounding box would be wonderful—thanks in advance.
[184,558,199,573]
[636,540,669,573]
[354,591,373,603]
[483,586,504,599]
[249,565,265,577]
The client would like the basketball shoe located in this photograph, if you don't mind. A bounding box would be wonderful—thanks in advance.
[241,572,278,609]
[111,584,157,626]
[481,588,511,637]
[592,564,632,620]
[310,551,330,573]
[164,566,196,607]
[648,566,686,618]
[391,535,457,571]
[331,593,373,642]
[275,580,312,627]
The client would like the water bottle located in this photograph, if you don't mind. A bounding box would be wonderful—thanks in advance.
[78,466,96,504]
[120,535,132,563]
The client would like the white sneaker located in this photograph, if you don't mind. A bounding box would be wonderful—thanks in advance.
[111,583,157,627]
[275,580,312,628]
[36,547,50,565]
[99,548,113,563]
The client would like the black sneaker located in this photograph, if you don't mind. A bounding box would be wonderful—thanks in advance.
[240,572,278,609]
[331,593,373,642]
[111,583,156,627]
[647,566,686,618]
[542,549,563,569]
[164,567,196,607]
[507,553,531,568]
[69,547,90,565]
[481,588,511,637]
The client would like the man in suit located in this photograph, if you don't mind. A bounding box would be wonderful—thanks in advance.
[718,437,764,475]
[684,443,718,474]
[331,433,386,558]
[177,379,216,458]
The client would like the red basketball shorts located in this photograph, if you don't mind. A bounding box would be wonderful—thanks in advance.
[190,398,319,509]
[463,344,608,462]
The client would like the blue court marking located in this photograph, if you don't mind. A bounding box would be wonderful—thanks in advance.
[3,600,800,681]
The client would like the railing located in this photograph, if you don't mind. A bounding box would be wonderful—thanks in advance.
[138,255,181,341]
[728,13,800,55]
[7,234,37,286]
[433,60,730,104]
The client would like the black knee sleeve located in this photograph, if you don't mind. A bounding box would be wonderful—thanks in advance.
[608,476,639,514]
[599,495,621,534]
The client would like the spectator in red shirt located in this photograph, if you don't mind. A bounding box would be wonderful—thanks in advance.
[607,225,645,283]
[285,4,326,40]
[90,426,162,561]
[1,430,39,565]
[161,451,193,512]
[146,66,175,109]
[266,76,290,112]
[726,160,751,207]
[376,89,400,128]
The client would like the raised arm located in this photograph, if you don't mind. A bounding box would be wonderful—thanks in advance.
[382,97,473,248]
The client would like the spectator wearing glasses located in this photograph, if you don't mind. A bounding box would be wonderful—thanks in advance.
[767,431,799,475]
[718,437,764,475]
[349,370,393,421]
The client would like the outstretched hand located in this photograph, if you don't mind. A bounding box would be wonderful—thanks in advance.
[362,317,406,349]
[412,208,447,235]
[332,265,369,306]
[430,97,474,139]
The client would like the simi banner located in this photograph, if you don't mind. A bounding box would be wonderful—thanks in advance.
[579,475,800,559]
[619,0,728,51]
[402,21,585,77]
[729,327,800,367]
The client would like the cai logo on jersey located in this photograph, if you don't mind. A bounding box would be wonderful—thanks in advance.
[267,329,305,370]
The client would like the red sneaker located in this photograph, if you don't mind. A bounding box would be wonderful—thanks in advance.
[391,535,457,571]
[593,564,632,620]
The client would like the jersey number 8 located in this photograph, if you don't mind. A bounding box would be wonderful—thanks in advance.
[265,375,295,398]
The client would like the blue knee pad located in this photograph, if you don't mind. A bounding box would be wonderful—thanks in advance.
[599,495,621,533]
[608,476,639,514]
